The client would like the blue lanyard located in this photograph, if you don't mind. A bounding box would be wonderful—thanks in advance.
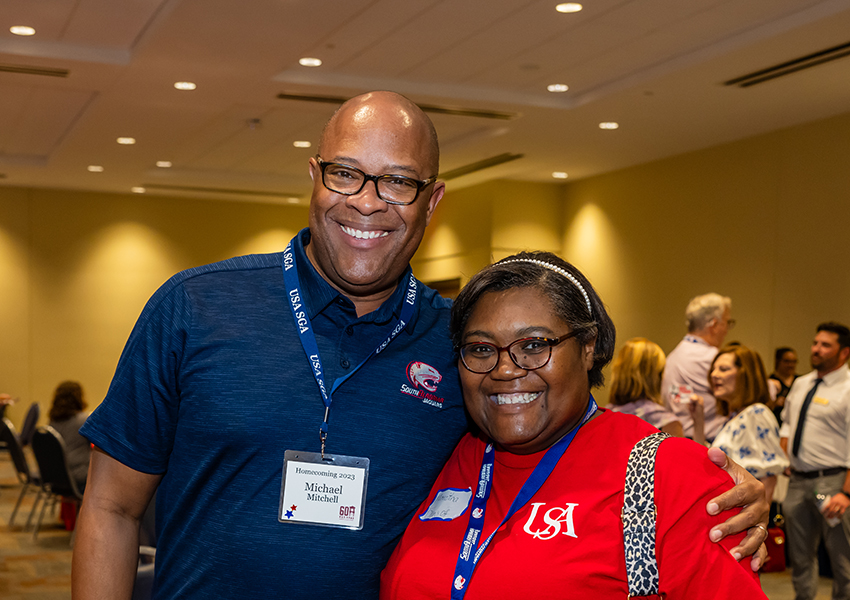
[281,238,418,454]
[450,397,599,598]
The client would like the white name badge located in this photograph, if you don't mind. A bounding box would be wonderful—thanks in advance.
[419,487,473,522]
[279,450,369,530]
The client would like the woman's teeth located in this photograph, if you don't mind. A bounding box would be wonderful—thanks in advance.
[492,392,541,405]
[340,225,388,239]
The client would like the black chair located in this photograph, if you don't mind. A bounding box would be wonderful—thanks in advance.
[19,402,40,448]
[0,417,42,528]
[30,426,83,541]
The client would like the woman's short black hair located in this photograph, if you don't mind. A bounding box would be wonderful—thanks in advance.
[450,251,616,388]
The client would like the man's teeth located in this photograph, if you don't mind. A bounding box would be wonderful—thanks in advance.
[493,392,541,405]
[340,225,388,239]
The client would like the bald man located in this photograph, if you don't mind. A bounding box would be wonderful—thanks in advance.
[73,92,767,599]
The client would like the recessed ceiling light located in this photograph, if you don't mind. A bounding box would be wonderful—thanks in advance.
[552,172,568,179]
[547,84,569,93]
[174,81,196,91]
[293,141,312,148]
[117,137,136,145]
[156,161,173,168]
[298,57,322,67]
[287,197,300,204]
[599,122,619,130]
[131,187,146,194]
[10,26,36,36]
[556,3,583,13]
[87,165,104,173]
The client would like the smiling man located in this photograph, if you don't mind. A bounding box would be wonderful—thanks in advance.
[72,92,767,600]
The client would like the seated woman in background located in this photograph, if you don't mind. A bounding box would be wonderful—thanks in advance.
[708,345,789,503]
[381,251,769,599]
[608,337,685,437]
[48,381,91,492]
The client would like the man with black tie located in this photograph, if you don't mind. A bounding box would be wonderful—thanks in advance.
[781,322,850,600]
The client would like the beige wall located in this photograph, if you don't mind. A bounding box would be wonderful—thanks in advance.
[0,187,308,427]
[412,179,564,283]
[2,108,849,423]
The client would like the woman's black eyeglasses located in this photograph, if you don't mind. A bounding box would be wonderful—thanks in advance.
[458,325,595,374]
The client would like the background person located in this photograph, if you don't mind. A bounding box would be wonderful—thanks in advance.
[608,337,684,437]
[769,347,799,426]
[708,345,789,504]
[48,380,92,492]
[381,252,769,599]
[780,322,850,600]
[662,293,734,441]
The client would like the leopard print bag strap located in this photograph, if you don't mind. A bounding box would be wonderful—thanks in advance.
[622,432,670,598]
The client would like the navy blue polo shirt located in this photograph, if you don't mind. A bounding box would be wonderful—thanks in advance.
[82,228,467,599]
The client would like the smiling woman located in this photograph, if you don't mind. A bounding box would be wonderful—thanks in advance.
[708,345,789,503]
[380,251,769,600]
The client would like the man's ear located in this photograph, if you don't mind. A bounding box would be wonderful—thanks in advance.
[424,181,445,226]
[308,157,318,182]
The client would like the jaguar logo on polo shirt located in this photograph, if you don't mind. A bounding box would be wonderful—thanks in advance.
[400,361,446,408]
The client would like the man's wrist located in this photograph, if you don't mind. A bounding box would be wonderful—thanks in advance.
[841,490,850,501]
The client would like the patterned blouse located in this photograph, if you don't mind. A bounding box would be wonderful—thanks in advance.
[711,403,790,479]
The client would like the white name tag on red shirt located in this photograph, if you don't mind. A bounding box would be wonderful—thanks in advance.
[279,450,369,530]
[419,487,473,521]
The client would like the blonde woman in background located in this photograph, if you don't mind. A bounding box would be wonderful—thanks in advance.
[608,338,695,437]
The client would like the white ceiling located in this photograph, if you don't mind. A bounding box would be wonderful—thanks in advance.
[1,0,849,204]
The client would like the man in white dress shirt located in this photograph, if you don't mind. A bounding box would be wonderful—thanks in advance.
[662,293,734,441]
[780,322,850,600]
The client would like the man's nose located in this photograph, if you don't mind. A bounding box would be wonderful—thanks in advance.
[344,178,388,215]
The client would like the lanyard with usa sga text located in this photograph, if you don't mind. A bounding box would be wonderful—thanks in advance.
[450,396,599,598]
[277,237,418,530]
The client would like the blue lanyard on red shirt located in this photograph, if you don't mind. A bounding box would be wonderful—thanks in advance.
[281,238,418,450]
[450,396,599,598]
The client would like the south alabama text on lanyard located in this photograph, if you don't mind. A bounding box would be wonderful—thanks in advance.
[281,238,418,457]
[451,396,599,599]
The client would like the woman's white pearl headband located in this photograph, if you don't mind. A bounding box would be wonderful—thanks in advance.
[497,258,593,316]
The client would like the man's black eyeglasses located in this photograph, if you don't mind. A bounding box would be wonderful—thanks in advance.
[316,157,436,206]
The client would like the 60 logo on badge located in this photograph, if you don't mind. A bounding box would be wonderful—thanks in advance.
[339,505,356,520]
